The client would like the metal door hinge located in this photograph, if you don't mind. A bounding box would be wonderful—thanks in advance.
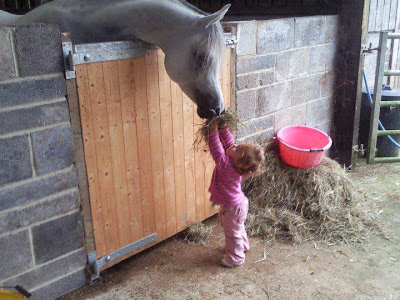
[352,144,365,157]
[61,38,152,79]
[87,233,157,281]
[62,40,76,79]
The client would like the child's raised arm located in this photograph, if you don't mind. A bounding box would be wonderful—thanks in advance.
[208,121,229,167]
[218,124,234,150]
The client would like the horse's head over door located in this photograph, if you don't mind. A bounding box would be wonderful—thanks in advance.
[163,4,230,119]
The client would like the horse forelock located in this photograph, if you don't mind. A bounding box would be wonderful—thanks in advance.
[195,22,225,75]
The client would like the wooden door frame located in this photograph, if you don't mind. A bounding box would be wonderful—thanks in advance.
[62,33,97,257]
[351,0,372,168]
[65,76,97,255]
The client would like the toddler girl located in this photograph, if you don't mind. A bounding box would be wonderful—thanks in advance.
[208,120,265,267]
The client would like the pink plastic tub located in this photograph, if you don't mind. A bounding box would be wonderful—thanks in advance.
[276,126,332,168]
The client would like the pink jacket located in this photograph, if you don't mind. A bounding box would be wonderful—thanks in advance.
[208,128,245,207]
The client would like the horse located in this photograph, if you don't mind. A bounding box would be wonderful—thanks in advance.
[0,0,230,119]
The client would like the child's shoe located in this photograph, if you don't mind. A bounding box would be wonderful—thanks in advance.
[221,257,243,268]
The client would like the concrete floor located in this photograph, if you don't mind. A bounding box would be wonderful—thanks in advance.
[61,160,400,299]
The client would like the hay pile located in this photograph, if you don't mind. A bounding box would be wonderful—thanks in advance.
[243,142,379,245]
[182,223,215,245]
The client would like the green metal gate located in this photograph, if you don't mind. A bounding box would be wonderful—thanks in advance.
[367,31,400,164]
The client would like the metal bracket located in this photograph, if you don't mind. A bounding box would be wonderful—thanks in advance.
[87,233,157,281]
[224,32,238,48]
[361,43,379,55]
[70,41,148,66]
[61,38,76,79]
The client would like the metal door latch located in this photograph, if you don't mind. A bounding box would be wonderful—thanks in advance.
[362,43,379,55]
[224,33,238,48]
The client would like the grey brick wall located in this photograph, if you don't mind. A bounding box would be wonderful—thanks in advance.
[229,15,338,147]
[0,25,87,299]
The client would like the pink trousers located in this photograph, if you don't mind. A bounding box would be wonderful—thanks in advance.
[218,197,249,265]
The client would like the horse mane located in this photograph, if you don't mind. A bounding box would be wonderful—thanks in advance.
[170,0,225,74]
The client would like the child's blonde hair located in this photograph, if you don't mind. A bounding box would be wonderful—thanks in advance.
[236,143,265,176]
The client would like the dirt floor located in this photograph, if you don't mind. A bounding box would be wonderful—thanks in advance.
[61,160,400,300]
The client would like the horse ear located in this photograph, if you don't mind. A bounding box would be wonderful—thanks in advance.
[198,4,231,28]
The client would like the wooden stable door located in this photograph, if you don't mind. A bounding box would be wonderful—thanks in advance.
[75,48,231,269]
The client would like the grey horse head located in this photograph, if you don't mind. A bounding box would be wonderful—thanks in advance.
[160,4,230,119]
[0,1,230,119]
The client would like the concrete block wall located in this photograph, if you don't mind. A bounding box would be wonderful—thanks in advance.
[230,16,338,146]
[0,25,87,299]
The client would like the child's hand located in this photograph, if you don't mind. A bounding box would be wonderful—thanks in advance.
[211,201,220,208]
[209,120,218,132]
[218,121,228,129]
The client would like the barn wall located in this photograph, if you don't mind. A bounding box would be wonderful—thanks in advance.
[364,0,399,87]
[229,15,338,148]
[0,24,87,299]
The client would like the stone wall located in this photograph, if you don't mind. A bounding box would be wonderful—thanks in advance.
[0,24,87,299]
[229,16,338,148]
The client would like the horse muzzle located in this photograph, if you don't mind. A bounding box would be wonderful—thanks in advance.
[197,105,224,119]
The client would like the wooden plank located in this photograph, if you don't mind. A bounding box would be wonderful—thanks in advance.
[134,57,156,238]
[368,0,378,32]
[376,0,384,31]
[86,62,120,254]
[396,43,400,87]
[75,65,107,258]
[171,80,187,231]
[382,0,391,30]
[117,58,144,243]
[351,0,372,167]
[389,0,400,87]
[389,0,398,29]
[396,42,400,87]
[204,147,215,218]
[102,61,132,248]
[183,92,196,225]
[145,49,167,241]
[368,32,388,163]
[157,50,177,237]
[194,109,206,222]
[220,53,227,111]
[224,48,232,109]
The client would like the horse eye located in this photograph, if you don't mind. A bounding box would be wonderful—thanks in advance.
[196,53,207,63]
[193,52,207,70]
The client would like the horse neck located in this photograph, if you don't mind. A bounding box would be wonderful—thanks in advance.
[125,0,201,48]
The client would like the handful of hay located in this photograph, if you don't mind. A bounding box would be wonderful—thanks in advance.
[193,108,239,150]
[243,142,379,245]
